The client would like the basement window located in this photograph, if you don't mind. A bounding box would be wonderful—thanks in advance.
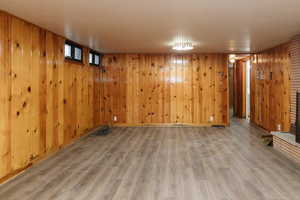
[89,51,102,66]
[64,41,83,62]
[89,53,93,64]
[65,43,72,58]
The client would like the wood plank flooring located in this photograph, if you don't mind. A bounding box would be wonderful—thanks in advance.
[1,119,300,200]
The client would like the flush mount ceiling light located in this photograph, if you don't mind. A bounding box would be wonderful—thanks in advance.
[229,54,236,63]
[172,40,194,51]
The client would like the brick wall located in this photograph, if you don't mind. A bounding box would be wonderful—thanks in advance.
[289,35,300,125]
[273,136,300,163]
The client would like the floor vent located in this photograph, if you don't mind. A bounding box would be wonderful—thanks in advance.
[261,135,273,146]
[92,126,111,136]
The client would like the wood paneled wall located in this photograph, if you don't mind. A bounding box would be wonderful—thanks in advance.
[101,54,229,126]
[0,11,103,182]
[250,43,291,132]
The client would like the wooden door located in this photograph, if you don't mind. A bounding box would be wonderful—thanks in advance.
[233,59,246,118]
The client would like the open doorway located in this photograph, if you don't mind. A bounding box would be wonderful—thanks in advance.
[230,54,251,120]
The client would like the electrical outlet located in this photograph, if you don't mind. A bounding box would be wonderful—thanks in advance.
[209,116,214,122]
[277,124,281,131]
[113,116,117,121]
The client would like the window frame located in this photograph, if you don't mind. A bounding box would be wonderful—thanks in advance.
[89,50,102,67]
[64,41,83,63]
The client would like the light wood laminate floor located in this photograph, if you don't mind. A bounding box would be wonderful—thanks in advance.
[1,119,300,200]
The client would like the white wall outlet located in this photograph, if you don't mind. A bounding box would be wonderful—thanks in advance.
[113,116,117,122]
[277,124,281,131]
[209,116,214,122]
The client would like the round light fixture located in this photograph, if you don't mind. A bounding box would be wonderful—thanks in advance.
[229,59,236,64]
[173,40,194,51]
[229,54,236,59]
[229,54,236,63]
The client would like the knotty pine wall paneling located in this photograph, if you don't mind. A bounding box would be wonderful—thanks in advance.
[0,11,104,182]
[0,11,12,181]
[102,54,229,126]
[250,43,291,132]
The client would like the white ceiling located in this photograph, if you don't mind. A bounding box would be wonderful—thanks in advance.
[1,0,300,53]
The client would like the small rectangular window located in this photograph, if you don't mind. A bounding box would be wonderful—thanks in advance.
[89,50,102,66]
[64,41,83,62]
[65,44,72,58]
[89,53,93,64]
[74,47,82,61]
[95,55,100,65]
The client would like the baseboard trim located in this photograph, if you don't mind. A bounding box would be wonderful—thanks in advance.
[112,123,228,127]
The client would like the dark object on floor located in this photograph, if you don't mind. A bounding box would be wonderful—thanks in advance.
[92,126,111,136]
[212,125,226,128]
[261,134,273,146]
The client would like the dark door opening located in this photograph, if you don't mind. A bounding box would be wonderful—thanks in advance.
[230,54,251,119]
